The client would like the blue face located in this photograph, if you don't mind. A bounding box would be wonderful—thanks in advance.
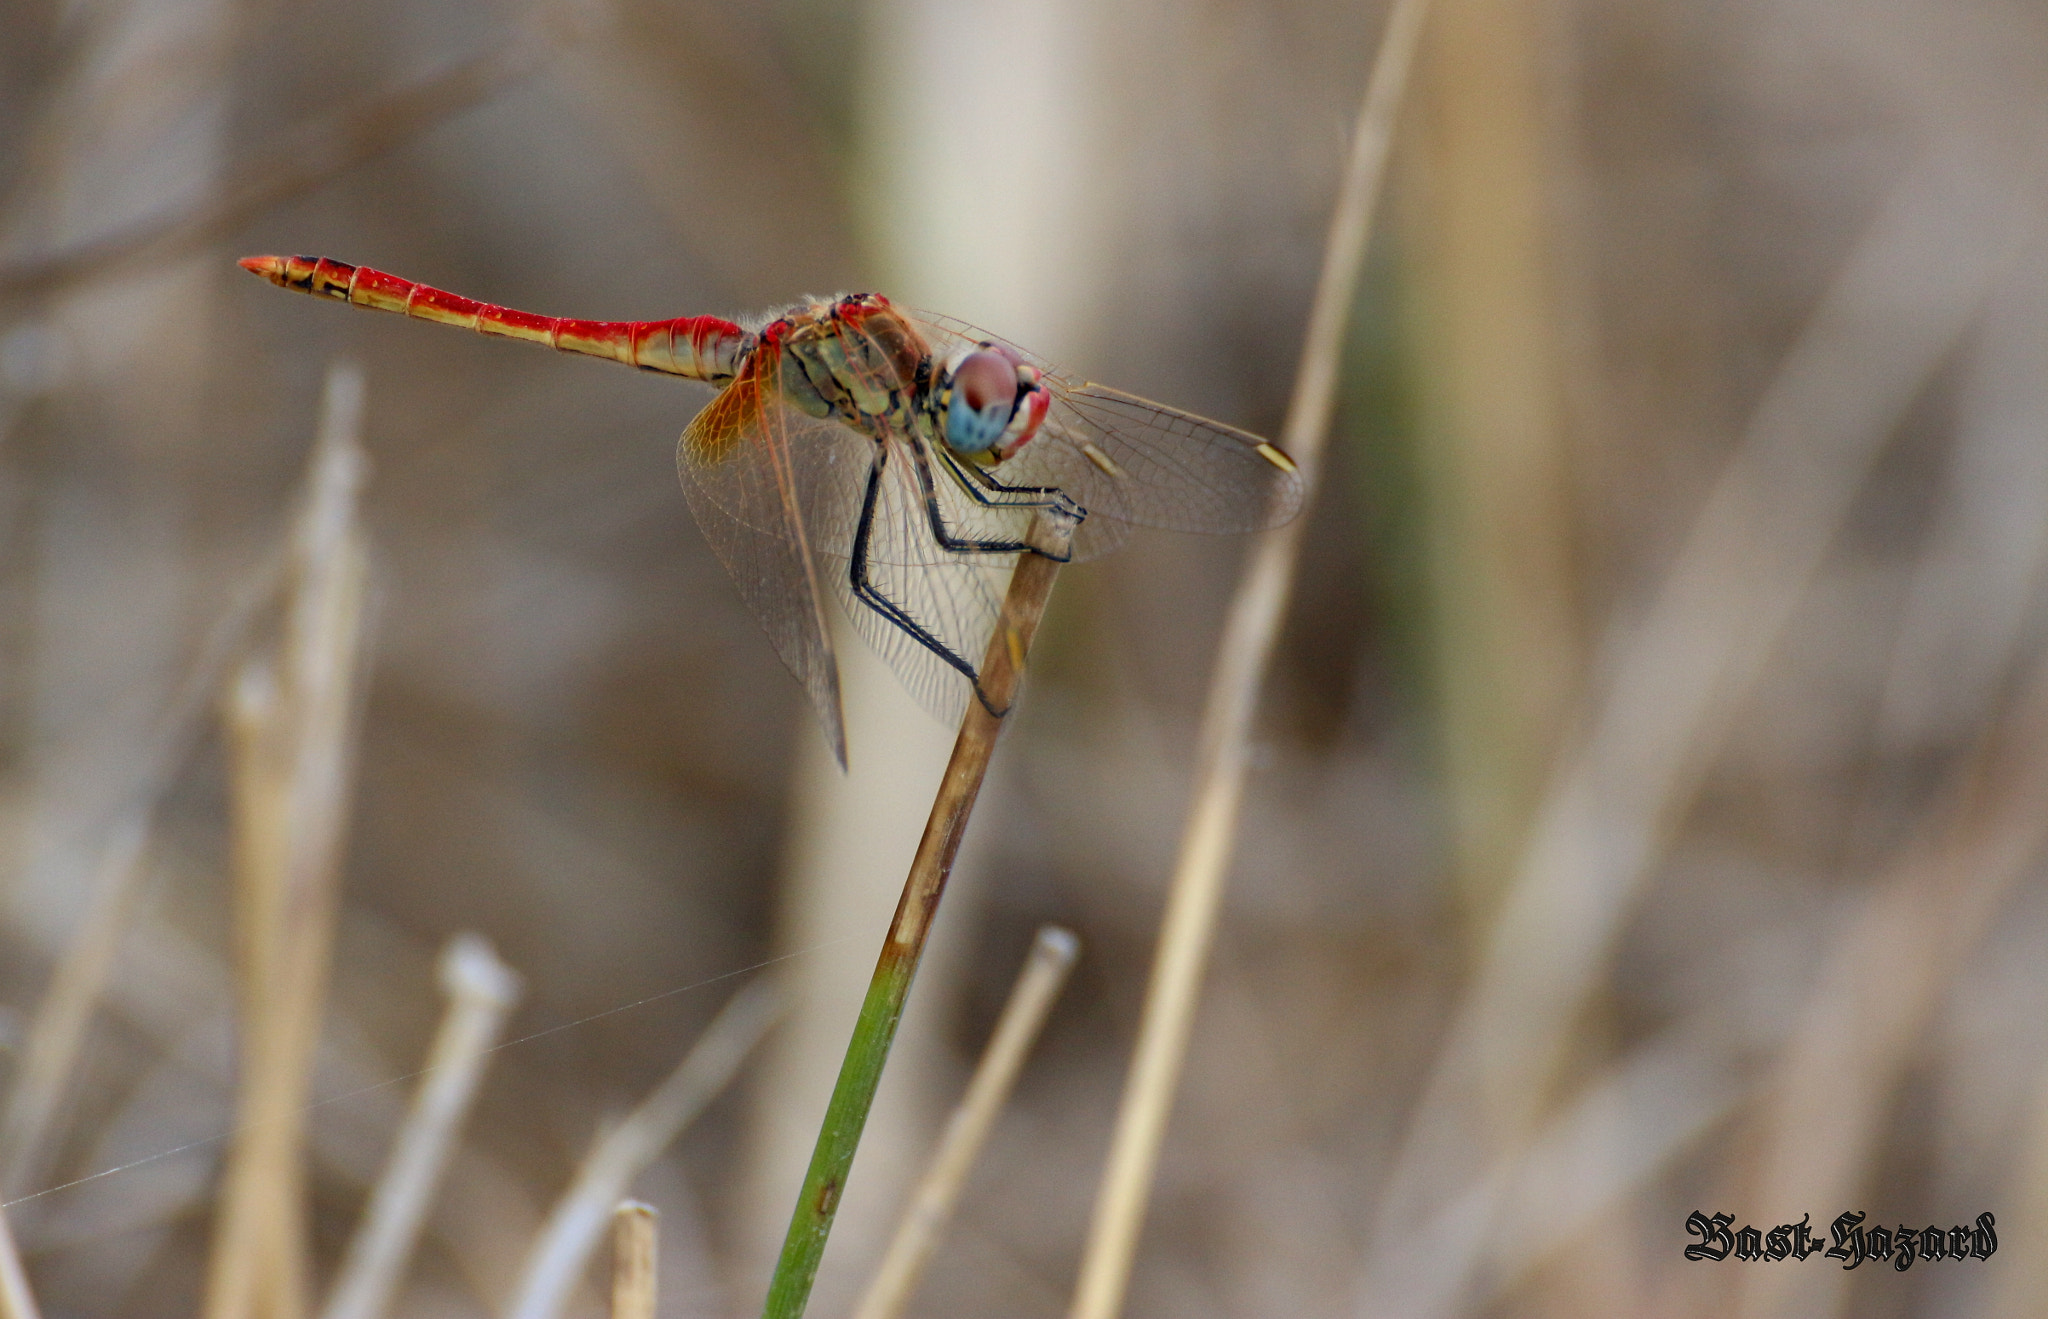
[937,346,1024,456]
[944,386,1015,455]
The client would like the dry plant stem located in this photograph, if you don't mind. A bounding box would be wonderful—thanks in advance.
[1411,0,1581,905]
[205,365,371,1319]
[0,813,148,1198]
[320,934,523,1319]
[0,40,540,302]
[1355,156,2022,1318]
[1,549,287,1201]
[1989,1057,2048,1319]
[0,1206,40,1319]
[507,977,783,1319]
[610,1202,658,1319]
[1456,159,2015,1134]
[761,523,1070,1319]
[1728,648,2048,1319]
[1362,1025,1743,1317]
[852,925,1080,1319]
[1065,3,1429,1316]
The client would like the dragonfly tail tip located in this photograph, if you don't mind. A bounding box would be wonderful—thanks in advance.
[237,254,287,284]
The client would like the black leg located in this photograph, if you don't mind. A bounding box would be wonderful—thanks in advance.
[949,450,1079,512]
[912,447,1078,564]
[964,460,1065,500]
[847,450,990,699]
[846,444,1083,718]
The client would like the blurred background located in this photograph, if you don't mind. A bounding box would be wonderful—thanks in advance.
[2,0,2047,1316]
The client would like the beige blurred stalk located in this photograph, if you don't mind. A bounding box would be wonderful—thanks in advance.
[320,934,522,1319]
[1731,649,2048,1319]
[3,0,234,784]
[204,364,372,1319]
[506,977,782,1319]
[1405,0,1581,910]
[0,814,147,1199]
[1990,1060,2048,1319]
[609,1202,657,1319]
[0,38,543,304]
[2,0,234,1254]
[1065,2,1429,1315]
[1358,1024,1744,1317]
[853,925,1078,1319]
[1359,144,2022,1319]
[0,536,286,1208]
[541,0,855,298]
[0,1206,41,1319]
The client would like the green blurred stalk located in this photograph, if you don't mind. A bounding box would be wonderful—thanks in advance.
[760,523,1069,1319]
[1404,0,1580,911]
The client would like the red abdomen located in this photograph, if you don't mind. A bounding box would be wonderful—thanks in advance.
[239,255,749,383]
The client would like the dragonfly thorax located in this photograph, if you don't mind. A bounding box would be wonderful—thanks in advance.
[759,295,1050,466]
[764,294,927,440]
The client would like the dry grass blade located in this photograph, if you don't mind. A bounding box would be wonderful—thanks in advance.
[1360,149,2024,1296]
[1873,232,2048,751]
[1988,1060,2048,1319]
[1408,0,1582,904]
[610,1202,657,1319]
[0,813,148,1199]
[204,363,372,1319]
[544,0,856,297]
[853,925,1079,1319]
[1065,2,1430,1315]
[506,976,783,1319]
[1728,649,2048,1319]
[0,1206,40,1319]
[0,522,288,1204]
[320,934,523,1319]
[1463,154,2016,1127]
[0,41,540,303]
[1362,1027,1742,1317]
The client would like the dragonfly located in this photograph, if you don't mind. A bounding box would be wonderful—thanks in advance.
[239,254,1304,762]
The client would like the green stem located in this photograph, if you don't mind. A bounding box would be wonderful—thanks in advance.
[760,530,1067,1319]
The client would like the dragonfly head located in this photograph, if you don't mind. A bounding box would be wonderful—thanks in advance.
[934,342,1049,463]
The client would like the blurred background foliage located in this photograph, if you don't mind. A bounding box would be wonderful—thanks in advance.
[2,0,2047,1316]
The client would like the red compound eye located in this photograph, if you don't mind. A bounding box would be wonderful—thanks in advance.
[953,349,1017,413]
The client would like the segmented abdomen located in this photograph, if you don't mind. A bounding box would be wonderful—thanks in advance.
[240,255,748,383]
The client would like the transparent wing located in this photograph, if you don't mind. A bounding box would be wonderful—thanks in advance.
[802,428,1028,727]
[681,321,1043,737]
[676,359,850,763]
[678,309,1300,741]
[907,311,1305,562]
[771,311,1045,727]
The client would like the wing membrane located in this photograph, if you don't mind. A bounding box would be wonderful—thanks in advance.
[773,315,1034,726]
[905,311,1304,562]
[677,305,1304,745]
[676,361,849,763]
[818,436,1021,726]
